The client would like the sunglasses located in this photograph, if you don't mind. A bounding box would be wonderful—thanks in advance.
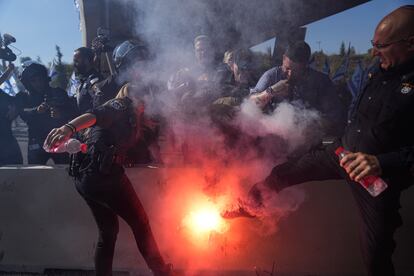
[371,38,408,49]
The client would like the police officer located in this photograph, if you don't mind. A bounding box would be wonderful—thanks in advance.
[225,5,414,276]
[44,42,174,276]
[73,47,104,114]
[73,47,123,115]
[112,40,162,165]
[17,62,75,164]
[0,88,22,165]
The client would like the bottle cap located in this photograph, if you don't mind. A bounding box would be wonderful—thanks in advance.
[334,146,345,156]
[80,143,88,153]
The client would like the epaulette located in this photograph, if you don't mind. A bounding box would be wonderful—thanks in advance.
[401,83,414,95]
[400,71,414,94]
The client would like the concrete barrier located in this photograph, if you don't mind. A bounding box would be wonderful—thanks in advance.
[0,166,413,275]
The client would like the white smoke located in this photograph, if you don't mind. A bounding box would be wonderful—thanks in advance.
[235,99,323,153]
[107,0,328,268]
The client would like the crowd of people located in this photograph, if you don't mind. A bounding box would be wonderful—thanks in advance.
[0,35,349,167]
[1,4,414,276]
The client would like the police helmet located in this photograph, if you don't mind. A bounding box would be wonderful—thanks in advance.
[112,40,149,70]
[19,61,50,89]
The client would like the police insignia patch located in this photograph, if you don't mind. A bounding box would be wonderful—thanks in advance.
[401,83,413,94]
[110,99,126,110]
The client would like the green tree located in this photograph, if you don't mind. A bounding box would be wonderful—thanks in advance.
[50,45,69,89]
[349,46,356,55]
[339,41,346,56]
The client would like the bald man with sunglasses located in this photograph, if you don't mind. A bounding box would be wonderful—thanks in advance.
[226,5,414,276]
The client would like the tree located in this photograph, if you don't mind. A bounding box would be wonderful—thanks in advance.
[339,41,346,56]
[349,46,356,55]
[50,45,69,89]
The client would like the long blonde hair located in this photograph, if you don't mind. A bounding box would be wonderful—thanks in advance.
[115,83,130,99]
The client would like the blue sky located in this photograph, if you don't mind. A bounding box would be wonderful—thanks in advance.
[0,0,81,64]
[0,0,413,65]
[305,0,414,54]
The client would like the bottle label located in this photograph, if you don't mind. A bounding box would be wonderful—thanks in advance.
[335,146,388,197]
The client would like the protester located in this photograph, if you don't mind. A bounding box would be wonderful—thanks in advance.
[16,62,75,164]
[223,49,256,89]
[0,87,22,165]
[0,62,15,86]
[249,41,346,138]
[167,35,233,112]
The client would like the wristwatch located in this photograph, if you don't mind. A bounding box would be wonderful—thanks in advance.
[265,86,274,95]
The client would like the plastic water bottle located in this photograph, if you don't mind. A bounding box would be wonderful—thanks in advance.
[335,146,387,197]
[44,138,88,154]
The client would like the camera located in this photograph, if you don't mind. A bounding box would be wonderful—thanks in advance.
[0,33,17,62]
[91,27,111,53]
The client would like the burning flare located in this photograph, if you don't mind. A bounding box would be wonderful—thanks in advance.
[182,200,229,241]
[187,207,224,233]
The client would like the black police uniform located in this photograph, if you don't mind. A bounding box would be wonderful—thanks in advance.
[16,87,74,164]
[94,74,124,107]
[116,82,162,165]
[0,89,22,165]
[258,58,414,276]
[76,69,123,115]
[75,69,102,114]
[70,97,167,275]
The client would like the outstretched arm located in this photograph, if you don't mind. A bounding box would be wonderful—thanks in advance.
[44,113,97,149]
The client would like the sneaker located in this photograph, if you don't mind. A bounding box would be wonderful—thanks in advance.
[221,201,256,219]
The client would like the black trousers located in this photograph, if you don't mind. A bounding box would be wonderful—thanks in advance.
[0,136,23,165]
[74,164,166,276]
[264,145,402,276]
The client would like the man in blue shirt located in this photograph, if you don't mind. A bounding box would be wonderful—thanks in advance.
[250,41,346,137]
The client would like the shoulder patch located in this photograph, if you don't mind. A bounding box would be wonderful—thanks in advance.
[108,99,127,110]
[401,83,413,95]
